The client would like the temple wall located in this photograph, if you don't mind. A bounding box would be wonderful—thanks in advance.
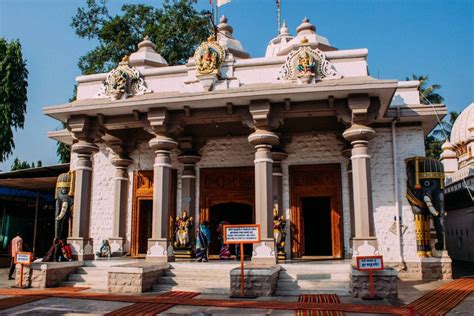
[196,133,350,258]
[83,126,424,259]
[369,126,425,262]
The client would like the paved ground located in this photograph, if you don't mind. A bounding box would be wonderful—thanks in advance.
[0,268,472,315]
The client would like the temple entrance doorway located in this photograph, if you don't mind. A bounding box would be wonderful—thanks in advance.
[199,167,255,260]
[137,199,153,254]
[131,170,177,257]
[209,202,253,258]
[290,164,343,259]
[301,197,332,256]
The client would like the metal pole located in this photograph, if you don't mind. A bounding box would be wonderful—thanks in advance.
[240,242,244,297]
[32,192,39,257]
[276,0,281,32]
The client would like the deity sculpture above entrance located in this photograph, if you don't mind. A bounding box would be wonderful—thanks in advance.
[194,36,226,76]
[96,55,152,100]
[279,37,340,84]
[406,157,446,257]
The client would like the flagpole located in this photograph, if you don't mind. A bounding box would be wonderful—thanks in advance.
[277,0,281,33]
[215,1,218,40]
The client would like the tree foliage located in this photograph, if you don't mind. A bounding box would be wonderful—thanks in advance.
[432,111,460,140]
[71,0,210,75]
[11,158,42,171]
[0,38,28,162]
[407,74,444,105]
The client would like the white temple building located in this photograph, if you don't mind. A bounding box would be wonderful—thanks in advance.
[441,103,474,263]
[44,16,450,281]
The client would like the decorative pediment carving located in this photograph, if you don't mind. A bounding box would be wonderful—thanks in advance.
[193,36,226,91]
[96,56,152,100]
[194,37,226,76]
[279,38,340,84]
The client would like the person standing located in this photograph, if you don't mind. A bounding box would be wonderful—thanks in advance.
[196,221,211,262]
[8,232,23,280]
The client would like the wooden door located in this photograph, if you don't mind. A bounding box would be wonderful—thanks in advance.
[199,167,255,222]
[290,164,343,259]
[131,170,177,257]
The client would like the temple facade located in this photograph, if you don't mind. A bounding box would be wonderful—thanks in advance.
[440,103,474,263]
[44,17,447,275]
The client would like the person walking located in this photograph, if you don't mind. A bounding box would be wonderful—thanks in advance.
[8,232,23,280]
[196,221,211,262]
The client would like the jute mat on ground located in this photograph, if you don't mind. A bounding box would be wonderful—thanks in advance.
[296,294,345,316]
[0,288,413,315]
[405,278,474,315]
[106,291,200,316]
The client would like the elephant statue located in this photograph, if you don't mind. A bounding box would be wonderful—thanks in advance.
[55,171,75,240]
[406,157,445,257]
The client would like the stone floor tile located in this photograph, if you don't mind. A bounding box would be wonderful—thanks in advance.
[1,297,132,315]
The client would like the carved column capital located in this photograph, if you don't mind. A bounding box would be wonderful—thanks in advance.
[71,140,99,155]
[272,150,288,177]
[68,115,104,143]
[342,124,376,143]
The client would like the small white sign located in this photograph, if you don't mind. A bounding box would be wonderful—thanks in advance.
[357,256,384,270]
[15,252,32,264]
[224,225,260,244]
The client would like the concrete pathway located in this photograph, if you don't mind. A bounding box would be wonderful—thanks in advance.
[0,268,472,315]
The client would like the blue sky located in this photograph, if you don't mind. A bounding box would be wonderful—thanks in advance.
[0,0,472,171]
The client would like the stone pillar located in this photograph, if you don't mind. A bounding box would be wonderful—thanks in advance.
[272,150,288,260]
[342,148,355,240]
[272,151,287,213]
[178,154,200,218]
[343,124,378,255]
[147,135,177,262]
[248,130,279,265]
[109,156,132,256]
[69,140,99,260]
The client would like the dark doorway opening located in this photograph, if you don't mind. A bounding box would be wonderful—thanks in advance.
[301,197,332,256]
[209,202,253,258]
[138,199,153,255]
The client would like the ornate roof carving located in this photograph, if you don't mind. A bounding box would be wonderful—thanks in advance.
[193,37,226,76]
[278,38,340,84]
[95,56,152,101]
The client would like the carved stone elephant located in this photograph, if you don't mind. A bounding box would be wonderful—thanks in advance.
[55,171,75,240]
[406,157,445,257]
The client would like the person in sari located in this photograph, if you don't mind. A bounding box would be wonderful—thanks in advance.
[196,221,211,262]
[217,221,231,260]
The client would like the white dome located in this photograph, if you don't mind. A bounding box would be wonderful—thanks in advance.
[450,103,474,146]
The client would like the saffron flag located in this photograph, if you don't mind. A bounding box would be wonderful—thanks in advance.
[217,0,231,7]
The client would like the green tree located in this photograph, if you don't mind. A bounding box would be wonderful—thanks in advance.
[10,158,43,171]
[407,74,444,105]
[432,111,460,140]
[424,136,443,159]
[56,0,210,162]
[0,38,28,162]
[71,0,210,75]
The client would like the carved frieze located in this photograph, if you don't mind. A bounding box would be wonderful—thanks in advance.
[279,38,340,84]
[96,56,152,100]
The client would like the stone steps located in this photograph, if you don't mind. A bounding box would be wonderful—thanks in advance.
[61,280,108,291]
[153,262,237,294]
[152,284,229,294]
[275,262,352,296]
[60,259,139,292]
